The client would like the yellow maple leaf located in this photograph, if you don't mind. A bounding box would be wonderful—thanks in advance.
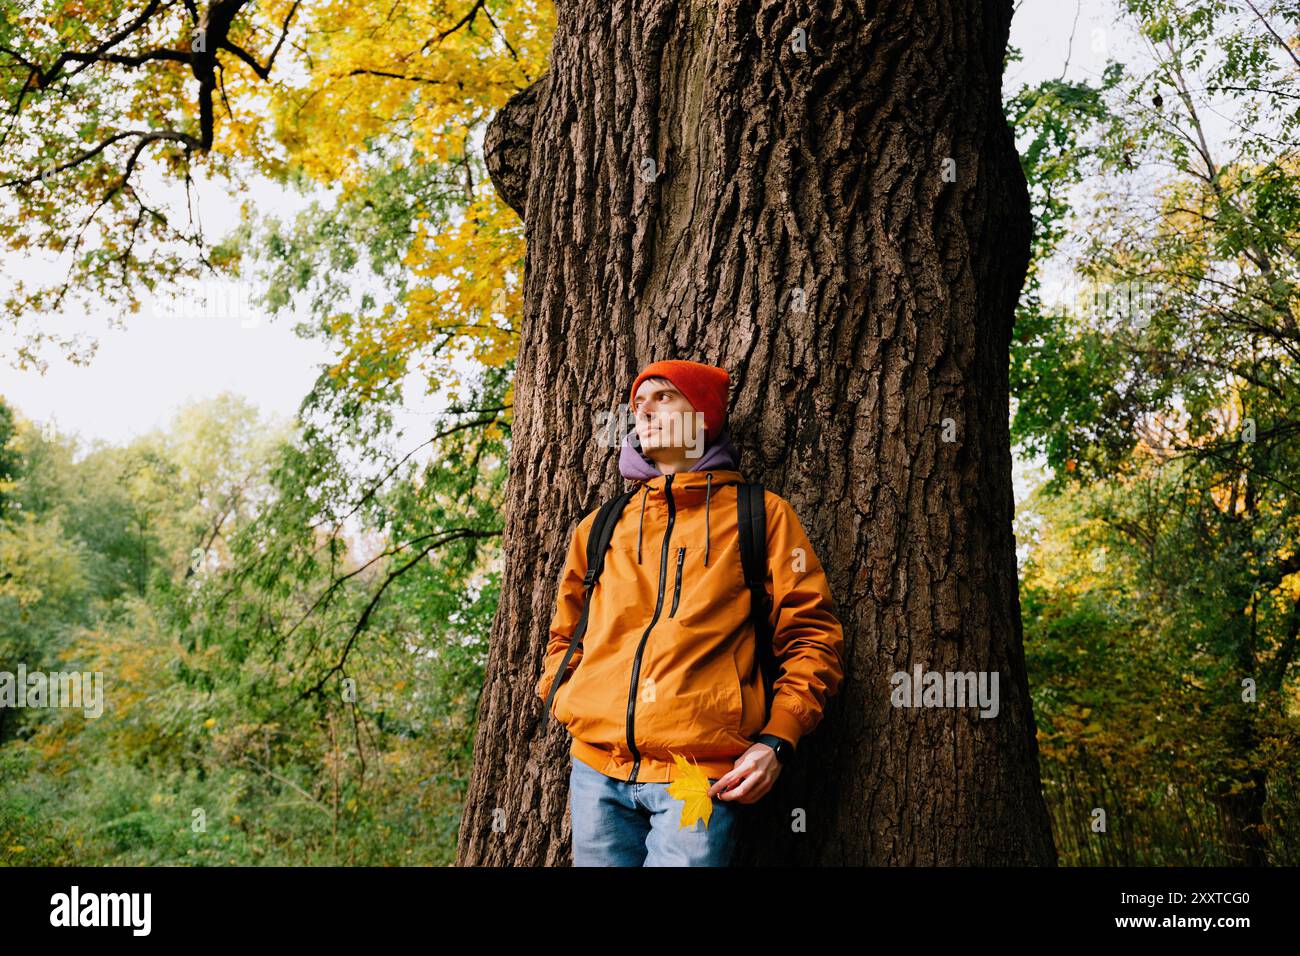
[666,752,713,830]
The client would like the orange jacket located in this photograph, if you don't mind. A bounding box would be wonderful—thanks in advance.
[536,468,845,783]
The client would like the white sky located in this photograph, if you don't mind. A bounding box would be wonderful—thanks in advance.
[0,0,1126,499]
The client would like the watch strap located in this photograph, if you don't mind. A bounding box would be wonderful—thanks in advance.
[755,733,793,763]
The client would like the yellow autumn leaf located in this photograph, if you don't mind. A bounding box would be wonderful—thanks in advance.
[665,752,713,830]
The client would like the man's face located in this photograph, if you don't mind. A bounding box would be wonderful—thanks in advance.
[632,379,705,458]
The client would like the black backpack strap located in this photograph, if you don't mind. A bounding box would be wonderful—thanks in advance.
[542,489,637,726]
[737,482,778,723]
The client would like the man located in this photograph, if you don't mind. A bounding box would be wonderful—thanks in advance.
[537,359,845,866]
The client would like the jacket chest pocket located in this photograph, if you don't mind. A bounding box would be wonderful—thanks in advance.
[668,547,685,618]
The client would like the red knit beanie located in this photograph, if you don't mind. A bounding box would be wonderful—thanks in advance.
[629,360,730,443]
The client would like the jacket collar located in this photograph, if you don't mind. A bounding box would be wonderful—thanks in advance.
[629,469,746,567]
[633,468,746,496]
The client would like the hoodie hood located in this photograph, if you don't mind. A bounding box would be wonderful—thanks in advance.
[618,424,740,480]
[617,426,744,568]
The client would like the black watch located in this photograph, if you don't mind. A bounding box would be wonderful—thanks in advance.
[754,733,794,764]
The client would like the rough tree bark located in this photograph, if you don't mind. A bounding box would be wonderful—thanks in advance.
[458,0,1057,866]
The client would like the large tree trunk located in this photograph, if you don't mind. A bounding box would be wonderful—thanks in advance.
[458,0,1057,866]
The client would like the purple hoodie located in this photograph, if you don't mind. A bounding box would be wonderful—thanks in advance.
[618,424,740,481]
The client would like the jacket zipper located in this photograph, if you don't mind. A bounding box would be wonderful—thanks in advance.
[668,547,685,618]
[626,473,675,783]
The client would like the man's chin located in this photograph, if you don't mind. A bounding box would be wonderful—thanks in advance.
[643,435,700,458]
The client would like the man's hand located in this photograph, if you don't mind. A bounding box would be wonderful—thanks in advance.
[708,742,781,804]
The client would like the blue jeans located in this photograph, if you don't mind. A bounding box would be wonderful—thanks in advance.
[568,754,743,866]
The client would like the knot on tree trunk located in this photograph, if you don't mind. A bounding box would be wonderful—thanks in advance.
[484,75,548,220]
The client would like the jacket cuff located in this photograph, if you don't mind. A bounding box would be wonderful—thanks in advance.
[759,701,809,748]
